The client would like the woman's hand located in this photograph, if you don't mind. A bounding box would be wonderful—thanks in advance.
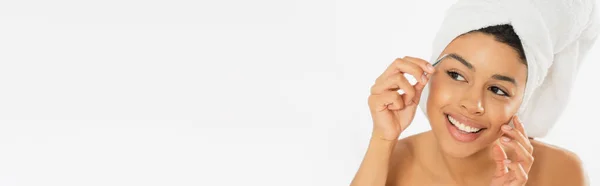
[367,56,435,141]
[491,116,534,186]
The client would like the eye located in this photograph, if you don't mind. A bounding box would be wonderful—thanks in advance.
[489,86,510,97]
[446,70,466,81]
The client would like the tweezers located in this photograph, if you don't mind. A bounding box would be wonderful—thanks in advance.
[424,53,449,76]
[432,53,449,67]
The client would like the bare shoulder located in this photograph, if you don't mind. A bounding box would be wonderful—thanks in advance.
[389,132,432,166]
[386,132,429,185]
[389,133,419,166]
[527,140,587,186]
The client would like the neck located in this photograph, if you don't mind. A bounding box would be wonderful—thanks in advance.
[425,133,496,185]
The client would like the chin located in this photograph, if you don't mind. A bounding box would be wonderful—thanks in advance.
[437,138,483,158]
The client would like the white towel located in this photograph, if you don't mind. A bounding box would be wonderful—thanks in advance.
[418,0,600,138]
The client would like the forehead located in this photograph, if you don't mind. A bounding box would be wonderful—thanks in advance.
[439,32,527,83]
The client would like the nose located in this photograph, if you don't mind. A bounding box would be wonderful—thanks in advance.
[459,88,485,115]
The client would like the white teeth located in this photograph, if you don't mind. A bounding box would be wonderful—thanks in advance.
[448,115,482,133]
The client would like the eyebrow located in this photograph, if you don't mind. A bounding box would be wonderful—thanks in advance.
[446,53,474,70]
[436,53,518,86]
[492,74,517,86]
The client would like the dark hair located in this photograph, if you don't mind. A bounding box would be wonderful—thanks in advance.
[465,24,527,66]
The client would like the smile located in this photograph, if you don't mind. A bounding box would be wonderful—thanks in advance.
[447,115,484,133]
[445,114,487,142]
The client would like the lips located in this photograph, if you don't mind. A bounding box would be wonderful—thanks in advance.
[448,115,483,133]
[446,113,487,129]
[444,113,487,142]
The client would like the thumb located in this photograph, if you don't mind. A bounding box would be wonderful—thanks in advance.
[411,73,430,105]
[492,142,509,177]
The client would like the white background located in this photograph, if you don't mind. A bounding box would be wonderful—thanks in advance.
[0,0,598,185]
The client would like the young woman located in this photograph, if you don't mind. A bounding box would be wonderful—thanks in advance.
[350,24,587,186]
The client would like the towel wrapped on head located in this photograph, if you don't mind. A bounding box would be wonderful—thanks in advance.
[418,0,600,138]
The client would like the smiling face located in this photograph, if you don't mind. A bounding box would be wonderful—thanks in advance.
[426,32,528,158]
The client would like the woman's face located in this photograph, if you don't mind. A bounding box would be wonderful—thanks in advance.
[426,32,528,158]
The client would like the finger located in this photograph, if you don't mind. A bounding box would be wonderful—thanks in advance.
[492,142,509,177]
[368,92,404,112]
[501,123,533,154]
[371,73,410,94]
[513,116,529,141]
[368,91,405,112]
[500,136,534,172]
[410,80,427,105]
[512,116,523,132]
[405,61,436,105]
[402,56,435,74]
[408,72,433,105]
[506,162,528,185]
[377,58,427,84]
[397,59,428,85]
[371,74,416,106]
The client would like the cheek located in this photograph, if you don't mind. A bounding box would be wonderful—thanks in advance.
[485,99,520,128]
[426,75,455,113]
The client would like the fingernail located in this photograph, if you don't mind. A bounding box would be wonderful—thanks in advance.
[427,64,435,71]
[421,74,428,83]
[503,159,512,164]
[501,136,511,142]
[502,125,512,131]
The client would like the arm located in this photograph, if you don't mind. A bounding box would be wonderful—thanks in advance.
[350,131,397,186]
[353,56,433,186]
